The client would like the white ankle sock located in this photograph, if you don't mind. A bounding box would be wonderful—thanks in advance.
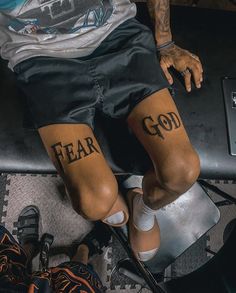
[104,211,125,225]
[133,194,157,231]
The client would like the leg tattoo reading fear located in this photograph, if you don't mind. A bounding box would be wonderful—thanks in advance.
[51,136,100,171]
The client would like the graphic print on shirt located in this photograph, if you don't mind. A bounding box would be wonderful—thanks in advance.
[1,0,114,34]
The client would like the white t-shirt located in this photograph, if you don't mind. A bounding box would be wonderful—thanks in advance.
[0,0,136,69]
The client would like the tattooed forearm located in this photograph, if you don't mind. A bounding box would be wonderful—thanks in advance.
[147,0,172,45]
[51,136,100,171]
[142,112,181,139]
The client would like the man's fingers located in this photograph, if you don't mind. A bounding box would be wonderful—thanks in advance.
[160,49,204,91]
[198,60,204,74]
[194,59,204,79]
[160,60,173,85]
[189,54,204,81]
[183,69,192,92]
[188,63,202,89]
[189,52,200,62]
[197,60,204,81]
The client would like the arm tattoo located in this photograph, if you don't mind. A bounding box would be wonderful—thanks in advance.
[147,0,171,43]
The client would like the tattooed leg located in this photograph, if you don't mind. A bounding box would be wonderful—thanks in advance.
[38,124,120,222]
[126,88,200,260]
[128,88,200,210]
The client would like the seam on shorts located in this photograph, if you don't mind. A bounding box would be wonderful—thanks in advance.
[36,120,95,130]
[88,63,104,105]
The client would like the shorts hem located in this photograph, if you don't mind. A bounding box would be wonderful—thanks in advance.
[36,120,94,130]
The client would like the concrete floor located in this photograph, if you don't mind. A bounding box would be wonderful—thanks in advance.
[1,174,236,292]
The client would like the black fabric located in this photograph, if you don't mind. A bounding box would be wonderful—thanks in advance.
[14,18,168,129]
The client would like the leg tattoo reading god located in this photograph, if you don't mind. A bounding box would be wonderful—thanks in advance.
[142,112,181,139]
[51,136,100,170]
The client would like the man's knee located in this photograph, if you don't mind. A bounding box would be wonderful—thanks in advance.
[68,180,118,221]
[158,149,200,196]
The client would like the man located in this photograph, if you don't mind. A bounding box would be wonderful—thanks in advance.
[0,0,202,261]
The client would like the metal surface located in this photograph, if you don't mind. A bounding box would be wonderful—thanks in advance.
[123,177,220,273]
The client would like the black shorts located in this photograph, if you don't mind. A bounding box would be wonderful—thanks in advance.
[14,18,169,129]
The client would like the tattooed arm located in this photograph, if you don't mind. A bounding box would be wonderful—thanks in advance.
[147,0,172,46]
[147,0,203,92]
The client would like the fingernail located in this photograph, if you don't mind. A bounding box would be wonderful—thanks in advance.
[187,88,191,92]
[197,84,201,88]
[200,77,203,82]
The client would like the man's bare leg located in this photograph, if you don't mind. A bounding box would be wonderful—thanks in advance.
[127,88,200,260]
[38,124,128,225]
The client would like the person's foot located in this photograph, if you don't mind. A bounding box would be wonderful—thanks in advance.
[102,193,129,227]
[127,189,161,262]
[17,205,40,257]
[71,222,112,258]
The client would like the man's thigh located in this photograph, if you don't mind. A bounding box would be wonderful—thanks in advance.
[127,88,197,166]
[38,123,118,218]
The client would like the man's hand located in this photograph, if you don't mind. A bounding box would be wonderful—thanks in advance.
[147,0,203,92]
[159,44,203,92]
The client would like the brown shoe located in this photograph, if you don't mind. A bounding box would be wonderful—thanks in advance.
[127,189,160,261]
[102,192,129,227]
